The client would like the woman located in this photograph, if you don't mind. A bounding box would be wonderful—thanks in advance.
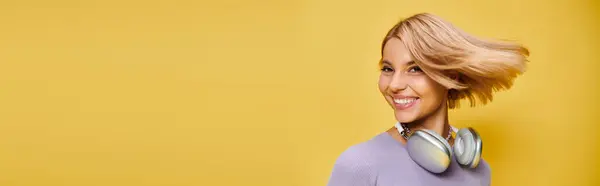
[326,13,529,186]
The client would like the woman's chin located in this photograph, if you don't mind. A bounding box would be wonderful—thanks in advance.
[394,111,418,124]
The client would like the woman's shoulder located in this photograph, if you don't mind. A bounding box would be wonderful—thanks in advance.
[476,157,492,179]
[331,133,404,171]
[327,133,395,186]
[334,132,397,163]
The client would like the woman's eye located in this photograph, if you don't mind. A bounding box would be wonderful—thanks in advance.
[408,66,422,73]
[381,67,394,72]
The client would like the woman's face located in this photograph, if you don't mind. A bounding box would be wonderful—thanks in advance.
[378,38,449,123]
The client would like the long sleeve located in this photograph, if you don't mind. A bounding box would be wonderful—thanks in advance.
[326,133,492,186]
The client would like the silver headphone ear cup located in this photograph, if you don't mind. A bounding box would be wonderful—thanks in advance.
[406,129,452,173]
[421,129,453,157]
[453,128,482,168]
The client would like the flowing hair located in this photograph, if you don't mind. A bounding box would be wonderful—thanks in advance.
[381,13,530,109]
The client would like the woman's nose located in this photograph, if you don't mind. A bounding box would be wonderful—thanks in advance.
[388,73,408,92]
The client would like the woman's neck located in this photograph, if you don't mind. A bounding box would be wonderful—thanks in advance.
[406,102,451,139]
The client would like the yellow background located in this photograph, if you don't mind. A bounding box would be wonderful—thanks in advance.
[1,0,598,185]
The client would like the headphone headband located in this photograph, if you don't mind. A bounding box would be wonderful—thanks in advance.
[395,122,458,136]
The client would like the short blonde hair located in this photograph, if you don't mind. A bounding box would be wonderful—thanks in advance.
[381,13,530,109]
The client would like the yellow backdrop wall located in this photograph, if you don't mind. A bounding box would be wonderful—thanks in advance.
[1,0,598,185]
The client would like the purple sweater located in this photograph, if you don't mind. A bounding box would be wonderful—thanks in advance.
[327,132,491,186]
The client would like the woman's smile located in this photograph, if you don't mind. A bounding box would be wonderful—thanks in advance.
[391,96,420,110]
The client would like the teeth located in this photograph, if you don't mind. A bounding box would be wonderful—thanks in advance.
[394,98,416,104]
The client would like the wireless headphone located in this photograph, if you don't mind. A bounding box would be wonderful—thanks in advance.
[395,122,482,174]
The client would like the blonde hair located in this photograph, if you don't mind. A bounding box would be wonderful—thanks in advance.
[381,13,530,109]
